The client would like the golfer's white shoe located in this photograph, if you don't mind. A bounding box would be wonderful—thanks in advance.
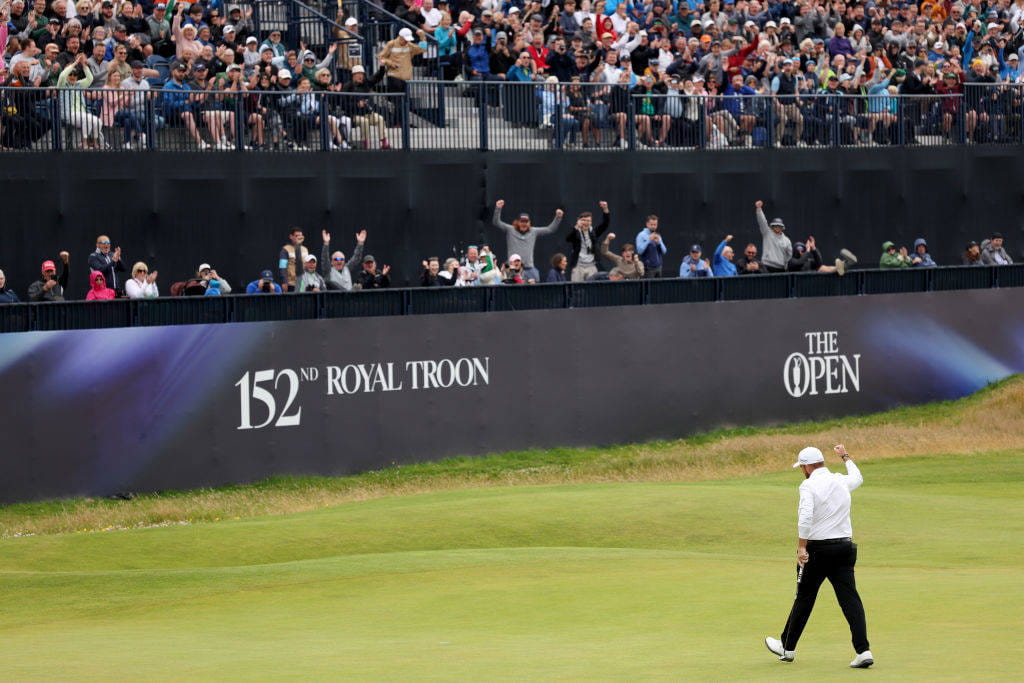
[764,637,795,662]
[850,650,874,668]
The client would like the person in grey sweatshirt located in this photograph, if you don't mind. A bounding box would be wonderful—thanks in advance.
[755,200,793,273]
[320,229,367,291]
[493,199,564,284]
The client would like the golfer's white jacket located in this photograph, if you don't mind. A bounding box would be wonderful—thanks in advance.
[797,461,863,540]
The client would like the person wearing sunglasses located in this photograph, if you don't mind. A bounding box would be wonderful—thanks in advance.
[88,235,126,294]
[320,228,366,291]
[125,261,159,299]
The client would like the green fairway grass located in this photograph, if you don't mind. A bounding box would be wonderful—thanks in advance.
[1,452,1021,680]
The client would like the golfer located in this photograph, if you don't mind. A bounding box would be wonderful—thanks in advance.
[765,444,874,668]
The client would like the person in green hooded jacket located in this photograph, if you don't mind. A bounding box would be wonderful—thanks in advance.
[879,241,912,268]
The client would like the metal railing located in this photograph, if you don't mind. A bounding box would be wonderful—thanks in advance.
[0,87,407,151]
[3,265,1022,333]
[5,85,1024,152]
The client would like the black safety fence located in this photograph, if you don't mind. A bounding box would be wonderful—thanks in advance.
[0,87,407,152]
[3,265,1022,334]
[7,84,1024,152]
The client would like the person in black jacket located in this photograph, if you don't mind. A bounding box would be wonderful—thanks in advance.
[357,255,391,289]
[566,201,610,281]
[87,236,126,294]
[898,59,934,144]
[28,253,70,302]
[342,64,390,148]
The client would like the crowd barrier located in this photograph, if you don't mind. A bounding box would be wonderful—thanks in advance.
[3,265,1022,334]
[3,84,1022,152]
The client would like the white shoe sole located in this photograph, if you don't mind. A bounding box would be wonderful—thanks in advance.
[850,657,874,668]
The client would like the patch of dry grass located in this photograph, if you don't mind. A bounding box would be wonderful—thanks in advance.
[3,377,1022,538]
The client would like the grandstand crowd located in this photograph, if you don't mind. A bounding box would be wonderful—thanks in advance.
[0,201,1013,302]
[3,0,1024,149]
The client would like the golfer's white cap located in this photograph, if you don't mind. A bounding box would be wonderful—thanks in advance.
[793,446,825,468]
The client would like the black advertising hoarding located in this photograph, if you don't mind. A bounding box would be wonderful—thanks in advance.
[2,288,1022,503]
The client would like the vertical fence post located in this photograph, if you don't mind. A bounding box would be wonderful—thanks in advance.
[553,85,564,150]
[401,92,411,149]
[50,98,63,151]
[234,94,245,150]
[319,94,330,150]
[145,95,156,149]
[895,96,904,146]
[478,79,489,151]
[766,97,775,148]
[627,96,636,150]
[957,91,967,144]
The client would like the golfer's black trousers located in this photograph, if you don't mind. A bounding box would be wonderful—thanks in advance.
[781,540,870,654]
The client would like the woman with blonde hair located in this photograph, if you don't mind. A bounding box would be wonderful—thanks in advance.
[96,69,144,147]
[125,262,159,299]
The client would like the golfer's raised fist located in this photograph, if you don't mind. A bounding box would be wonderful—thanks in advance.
[834,444,848,457]
[495,199,505,209]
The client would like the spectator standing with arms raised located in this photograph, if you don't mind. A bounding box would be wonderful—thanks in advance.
[636,215,667,278]
[755,200,792,273]
[88,234,126,294]
[321,229,366,291]
[566,201,610,282]
[493,199,564,284]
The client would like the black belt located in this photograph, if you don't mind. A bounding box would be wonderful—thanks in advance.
[807,537,852,545]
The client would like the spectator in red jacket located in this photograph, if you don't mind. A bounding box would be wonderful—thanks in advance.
[86,270,116,300]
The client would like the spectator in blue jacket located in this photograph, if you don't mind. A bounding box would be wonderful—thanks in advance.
[680,244,713,277]
[246,269,283,294]
[713,235,738,276]
[0,269,20,303]
[636,215,668,278]
[911,238,937,267]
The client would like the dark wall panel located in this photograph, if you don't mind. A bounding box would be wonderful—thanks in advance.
[2,148,1023,300]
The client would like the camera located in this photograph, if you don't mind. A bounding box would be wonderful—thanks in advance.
[261,281,272,292]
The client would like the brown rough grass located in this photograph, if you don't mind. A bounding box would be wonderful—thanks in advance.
[3,377,1022,538]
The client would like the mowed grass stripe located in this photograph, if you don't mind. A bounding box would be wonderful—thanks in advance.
[0,550,1020,680]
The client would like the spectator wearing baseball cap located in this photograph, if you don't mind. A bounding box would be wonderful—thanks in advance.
[357,255,391,289]
[379,26,427,91]
[962,241,983,266]
[29,255,70,303]
[297,254,326,292]
[197,263,232,293]
[679,244,713,277]
[246,270,283,294]
[980,232,1013,266]
[754,200,793,273]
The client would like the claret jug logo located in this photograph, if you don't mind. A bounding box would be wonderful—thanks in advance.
[784,331,861,398]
